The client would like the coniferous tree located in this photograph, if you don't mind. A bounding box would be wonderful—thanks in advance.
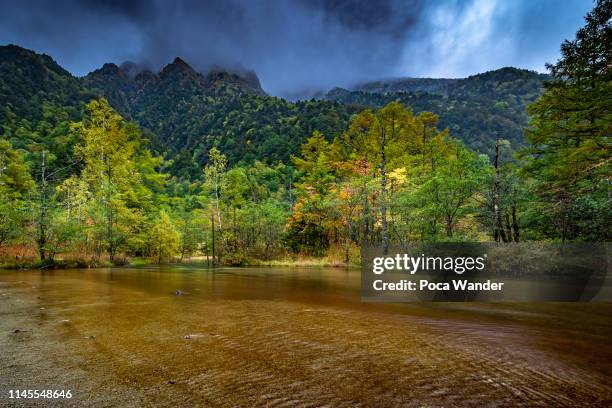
[523,0,611,241]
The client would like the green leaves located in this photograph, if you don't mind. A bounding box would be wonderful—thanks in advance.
[148,210,180,264]
[0,138,34,198]
[521,0,611,241]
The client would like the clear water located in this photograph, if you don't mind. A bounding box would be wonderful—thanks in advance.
[1,265,610,406]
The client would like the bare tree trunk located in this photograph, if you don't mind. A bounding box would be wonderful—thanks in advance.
[445,214,453,237]
[211,212,216,266]
[493,139,508,243]
[214,178,222,230]
[344,218,351,265]
[362,191,370,247]
[37,151,47,261]
[380,148,389,254]
[511,204,520,242]
[504,212,513,242]
[106,161,115,263]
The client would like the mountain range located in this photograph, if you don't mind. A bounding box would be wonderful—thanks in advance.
[0,44,548,178]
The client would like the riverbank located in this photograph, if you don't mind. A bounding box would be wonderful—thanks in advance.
[0,255,359,271]
[186,254,359,268]
[0,259,110,270]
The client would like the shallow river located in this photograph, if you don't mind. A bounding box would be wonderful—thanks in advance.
[1,265,611,407]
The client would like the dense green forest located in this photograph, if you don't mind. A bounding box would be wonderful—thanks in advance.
[0,0,609,266]
[326,67,549,154]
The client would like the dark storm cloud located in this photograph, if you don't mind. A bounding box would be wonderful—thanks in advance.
[117,0,425,95]
[0,0,593,96]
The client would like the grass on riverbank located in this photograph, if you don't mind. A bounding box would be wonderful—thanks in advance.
[1,254,360,270]
[0,259,112,270]
[245,256,358,268]
[0,243,361,270]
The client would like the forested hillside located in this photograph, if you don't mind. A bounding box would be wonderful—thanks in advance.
[0,45,96,180]
[326,68,549,153]
[84,57,356,176]
[1,45,355,177]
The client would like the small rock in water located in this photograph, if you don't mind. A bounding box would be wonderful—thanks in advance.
[13,328,30,333]
[184,333,204,339]
[175,290,184,296]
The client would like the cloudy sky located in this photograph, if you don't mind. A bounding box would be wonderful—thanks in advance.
[0,0,592,96]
